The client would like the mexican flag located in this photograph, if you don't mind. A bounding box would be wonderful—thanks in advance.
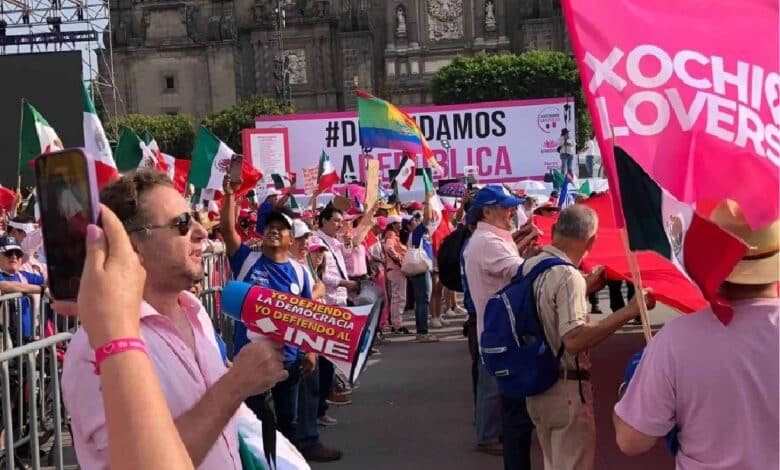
[114,129,163,173]
[614,147,748,315]
[316,150,339,194]
[394,153,416,190]
[20,102,63,176]
[140,131,191,194]
[190,126,261,198]
[82,83,119,188]
[271,173,291,190]
[422,170,446,234]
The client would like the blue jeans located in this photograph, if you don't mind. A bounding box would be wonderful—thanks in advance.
[560,153,574,176]
[501,394,534,470]
[476,362,502,445]
[408,272,432,334]
[296,363,323,453]
[585,154,594,177]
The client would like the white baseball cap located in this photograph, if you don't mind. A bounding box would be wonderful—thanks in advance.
[292,219,312,239]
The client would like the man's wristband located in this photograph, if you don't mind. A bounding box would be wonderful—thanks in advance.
[93,337,147,374]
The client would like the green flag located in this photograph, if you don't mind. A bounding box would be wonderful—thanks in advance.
[579,180,591,197]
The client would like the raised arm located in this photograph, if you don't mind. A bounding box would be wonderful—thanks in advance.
[351,201,379,246]
[220,175,242,256]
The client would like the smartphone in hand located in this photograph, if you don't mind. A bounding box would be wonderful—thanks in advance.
[34,149,100,300]
[230,153,244,183]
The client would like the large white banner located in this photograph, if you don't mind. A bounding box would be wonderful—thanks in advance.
[255,98,575,184]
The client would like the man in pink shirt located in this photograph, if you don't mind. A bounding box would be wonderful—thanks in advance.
[63,170,288,469]
[463,185,537,470]
[614,201,779,469]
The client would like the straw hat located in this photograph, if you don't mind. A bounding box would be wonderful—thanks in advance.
[710,200,779,285]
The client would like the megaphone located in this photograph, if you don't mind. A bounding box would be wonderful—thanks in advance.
[222,281,379,384]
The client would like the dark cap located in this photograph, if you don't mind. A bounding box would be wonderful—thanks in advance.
[0,236,23,253]
[265,209,294,230]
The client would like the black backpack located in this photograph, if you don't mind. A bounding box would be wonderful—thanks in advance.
[436,224,471,292]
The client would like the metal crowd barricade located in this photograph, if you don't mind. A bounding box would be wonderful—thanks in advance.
[0,333,72,470]
[200,252,235,357]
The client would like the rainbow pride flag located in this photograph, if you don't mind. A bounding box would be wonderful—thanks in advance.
[356,89,439,168]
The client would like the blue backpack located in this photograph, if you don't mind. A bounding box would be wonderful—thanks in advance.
[480,257,572,399]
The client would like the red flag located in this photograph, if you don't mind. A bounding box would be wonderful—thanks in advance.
[0,186,15,213]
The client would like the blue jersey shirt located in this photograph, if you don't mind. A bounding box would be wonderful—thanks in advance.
[229,244,312,362]
[411,223,434,269]
[0,271,45,338]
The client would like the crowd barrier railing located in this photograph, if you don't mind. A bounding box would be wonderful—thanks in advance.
[0,333,72,470]
[200,252,235,357]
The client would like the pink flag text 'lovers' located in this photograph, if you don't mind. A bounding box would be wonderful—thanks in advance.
[562,0,779,229]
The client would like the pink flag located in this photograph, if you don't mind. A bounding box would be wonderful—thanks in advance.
[562,0,779,229]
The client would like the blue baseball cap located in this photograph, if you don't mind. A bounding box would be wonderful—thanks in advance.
[472,185,524,209]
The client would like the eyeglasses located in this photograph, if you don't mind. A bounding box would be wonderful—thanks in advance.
[129,212,194,236]
[1,251,23,259]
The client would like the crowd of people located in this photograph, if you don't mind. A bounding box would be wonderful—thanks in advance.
[0,162,776,470]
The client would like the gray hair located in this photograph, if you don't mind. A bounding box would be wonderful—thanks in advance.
[555,205,598,240]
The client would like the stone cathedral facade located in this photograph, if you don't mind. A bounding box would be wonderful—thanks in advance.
[102,0,568,117]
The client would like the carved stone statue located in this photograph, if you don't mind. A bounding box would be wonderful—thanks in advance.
[427,0,463,41]
[485,0,496,31]
[396,6,407,37]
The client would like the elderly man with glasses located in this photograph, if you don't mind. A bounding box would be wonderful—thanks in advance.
[0,235,47,344]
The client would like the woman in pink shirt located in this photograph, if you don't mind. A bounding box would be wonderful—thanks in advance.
[383,215,409,334]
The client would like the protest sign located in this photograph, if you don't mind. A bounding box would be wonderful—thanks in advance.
[562,0,779,228]
[242,128,290,187]
[364,159,379,203]
[222,281,376,382]
[302,165,319,195]
[255,98,575,184]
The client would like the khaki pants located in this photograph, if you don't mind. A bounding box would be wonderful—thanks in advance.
[525,379,596,470]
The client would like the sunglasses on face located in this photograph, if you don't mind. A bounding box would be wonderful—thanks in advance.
[1,250,23,259]
[130,212,195,237]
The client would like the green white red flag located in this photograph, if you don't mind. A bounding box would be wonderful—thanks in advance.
[190,126,261,198]
[81,83,119,188]
[114,129,163,173]
[316,150,339,194]
[19,102,63,177]
[140,131,191,194]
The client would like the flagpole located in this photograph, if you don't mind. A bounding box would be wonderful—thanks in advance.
[609,126,652,344]
[17,99,25,190]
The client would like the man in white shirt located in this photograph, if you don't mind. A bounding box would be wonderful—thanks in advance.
[557,128,576,176]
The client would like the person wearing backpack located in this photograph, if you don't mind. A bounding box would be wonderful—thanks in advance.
[520,205,653,470]
[463,185,541,470]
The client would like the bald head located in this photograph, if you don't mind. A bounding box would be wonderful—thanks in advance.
[554,205,598,241]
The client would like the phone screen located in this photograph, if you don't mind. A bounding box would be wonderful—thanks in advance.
[35,149,99,300]
[230,154,243,182]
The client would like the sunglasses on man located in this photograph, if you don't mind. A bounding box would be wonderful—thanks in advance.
[129,212,195,237]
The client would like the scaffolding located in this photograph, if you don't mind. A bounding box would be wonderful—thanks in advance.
[0,0,120,122]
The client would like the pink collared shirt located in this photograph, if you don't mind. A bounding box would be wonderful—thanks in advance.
[462,221,524,340]
[62,291,241,470]
[316,230,349,306]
